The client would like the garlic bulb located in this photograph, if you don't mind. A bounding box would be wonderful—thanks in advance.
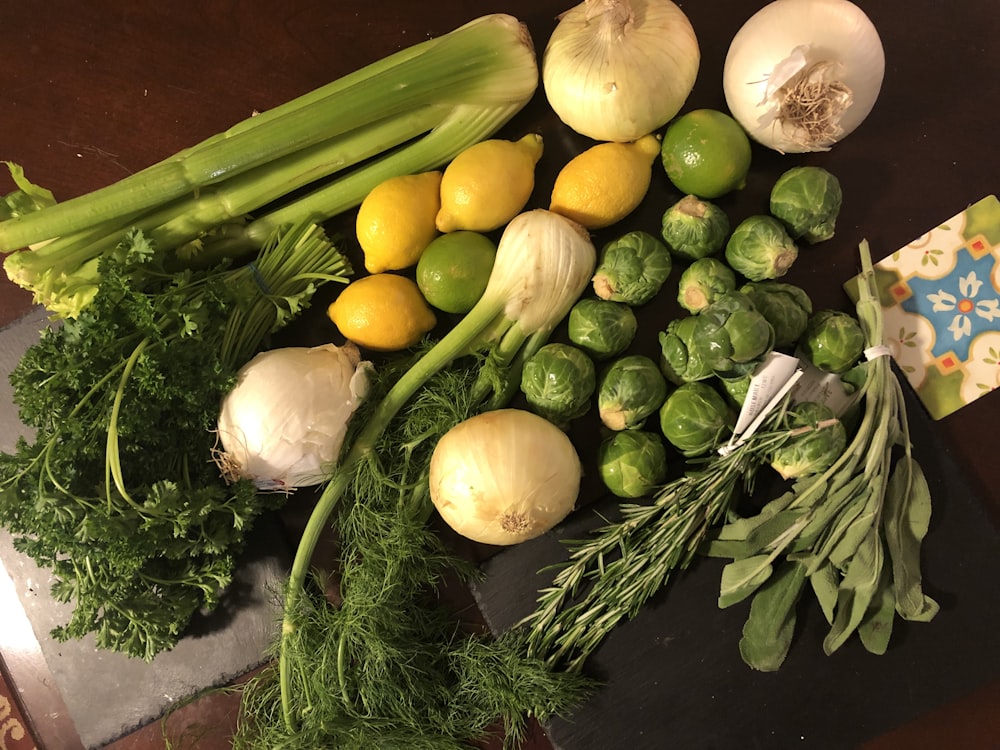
[542,0,700,142]
[723,0,885,153]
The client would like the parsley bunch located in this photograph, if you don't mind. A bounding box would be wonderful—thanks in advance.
[0,222,350,660]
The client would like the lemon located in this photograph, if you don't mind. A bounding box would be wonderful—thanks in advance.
[327,273,436,352]
[436,134,543,233]
[416,231,497,314]
[548,134,660,230]
[660,109,752,199]
[356,171,442,273]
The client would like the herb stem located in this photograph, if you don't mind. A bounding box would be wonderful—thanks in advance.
[105,337,150,512]
[279,298,513,729]
[520,428,786,671]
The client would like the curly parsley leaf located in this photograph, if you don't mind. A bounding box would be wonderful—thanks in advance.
[0,224,348,660]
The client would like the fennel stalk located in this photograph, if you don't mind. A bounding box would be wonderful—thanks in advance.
[274,210,596,733]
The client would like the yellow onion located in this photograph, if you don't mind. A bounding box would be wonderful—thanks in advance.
[429,409,581,545]
[542,0,700,142]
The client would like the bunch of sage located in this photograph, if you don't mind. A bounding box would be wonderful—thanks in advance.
[702,240,939,671]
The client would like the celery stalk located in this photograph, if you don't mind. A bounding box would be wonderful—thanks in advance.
[244,101,528,246]
[0,13,537,291]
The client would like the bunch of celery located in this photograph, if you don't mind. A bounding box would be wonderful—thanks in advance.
[0,13,538,318]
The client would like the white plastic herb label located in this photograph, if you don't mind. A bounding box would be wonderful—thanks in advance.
[789,351,860,417]
[721,350,861,456]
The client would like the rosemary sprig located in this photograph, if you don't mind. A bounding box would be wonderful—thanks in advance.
[520,421,790,673]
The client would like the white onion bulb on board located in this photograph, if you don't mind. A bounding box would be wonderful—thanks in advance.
[723,0,885,153]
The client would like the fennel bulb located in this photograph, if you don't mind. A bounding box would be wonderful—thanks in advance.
[216,344,372,490]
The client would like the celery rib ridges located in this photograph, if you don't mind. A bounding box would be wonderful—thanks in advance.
[1,14,538,321]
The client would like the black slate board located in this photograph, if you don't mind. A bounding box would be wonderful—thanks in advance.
[472,383,1000,750]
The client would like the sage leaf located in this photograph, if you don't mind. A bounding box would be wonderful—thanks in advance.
[858,561,895,655]
[719,554,774,608]
[745,508,811,553]
[794,473,868,552]
[823,526,884,655]
[825,492,878,570]
[702,489,798,556]
[883,457,940,622]
[739,560,808,672]
[702,507,808,560]
[807,557,840,624]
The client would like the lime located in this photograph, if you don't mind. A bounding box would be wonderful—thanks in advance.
[660,109,752,199]
[416,231,497,314]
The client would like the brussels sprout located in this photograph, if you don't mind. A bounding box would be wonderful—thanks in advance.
[660,194,731,260]
[597,354,669,430]
[725,215,799,281]
[591,230,673,306]
[520,343,596,425]
[769,401,847,479]
[769,166,843,244]
[658,381,733,457]
[718,372,752,407]
[598,429,669,498]
[677,257,737,313]
[659,316,715,384]
[800,310,865,373]
[694,292,776,376]
[660,292,774,383]
[567,298,638,360]
[740,281,813,348]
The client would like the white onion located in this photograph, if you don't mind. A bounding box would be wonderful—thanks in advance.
[542,0,700,143]
[216,343,372,490]
[723,0,885,153]
[429,409,581,546]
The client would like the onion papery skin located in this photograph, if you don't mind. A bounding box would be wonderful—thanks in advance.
[723,0,885,153]
[429,409,582,546]
[542,0,700,143]
[217,343,371,490]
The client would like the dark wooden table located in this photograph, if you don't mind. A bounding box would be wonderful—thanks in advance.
[1,1,997,748]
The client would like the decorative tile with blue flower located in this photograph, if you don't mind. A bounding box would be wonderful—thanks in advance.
[847,194,1000,420]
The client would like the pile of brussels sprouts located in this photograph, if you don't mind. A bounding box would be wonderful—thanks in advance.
[518,165,861,500]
